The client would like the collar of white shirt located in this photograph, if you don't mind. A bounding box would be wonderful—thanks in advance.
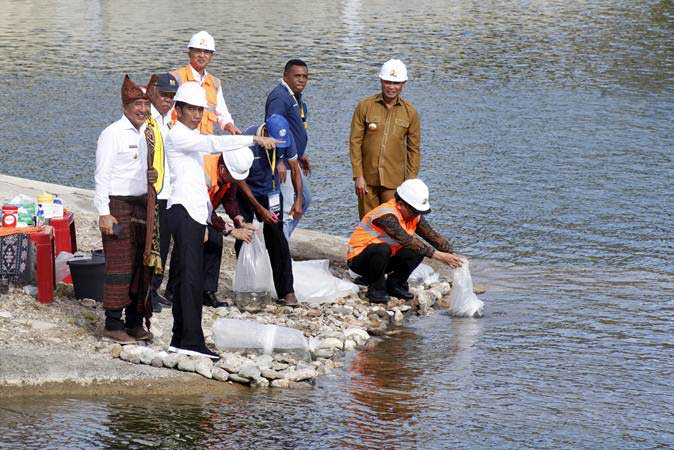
[280,79,297,98]
[118,113,142,132]
[190,65,208,84]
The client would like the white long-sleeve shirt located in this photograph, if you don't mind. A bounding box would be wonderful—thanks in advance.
[94,115,147,216]
[165,121,253,224]
[189,65,234,128]
[139,105,174,200]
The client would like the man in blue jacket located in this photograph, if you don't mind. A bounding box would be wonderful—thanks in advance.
[265,59,310,239]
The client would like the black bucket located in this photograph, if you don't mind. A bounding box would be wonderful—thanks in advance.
[68,255,105,302]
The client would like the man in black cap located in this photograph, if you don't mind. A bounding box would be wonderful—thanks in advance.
[144,73,178,312]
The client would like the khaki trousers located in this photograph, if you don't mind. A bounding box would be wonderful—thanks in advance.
[358,185,396,219]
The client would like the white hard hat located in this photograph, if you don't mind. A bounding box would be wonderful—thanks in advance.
[379,59,408,82]
[188,30,215,52]
[396,179,430,213]
[222,146,254,181]
[174,81,208,108]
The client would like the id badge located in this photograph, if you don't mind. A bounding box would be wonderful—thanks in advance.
[268,191,281,215]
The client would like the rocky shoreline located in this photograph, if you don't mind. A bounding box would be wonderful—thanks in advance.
[0,173,478,395]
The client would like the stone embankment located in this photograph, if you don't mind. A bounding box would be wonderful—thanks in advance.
[0,173,475,394]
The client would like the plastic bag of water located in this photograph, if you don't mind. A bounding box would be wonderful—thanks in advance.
[448,258,484,318]
[233,222,275,302]
[293,260,359,304]
[212,318,309,357]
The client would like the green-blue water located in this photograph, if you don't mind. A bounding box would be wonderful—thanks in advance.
[0,0,672,447]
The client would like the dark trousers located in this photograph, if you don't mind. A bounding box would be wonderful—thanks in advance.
[348,243,424,290]
[235,191,294,298]
[151,199,178,296]
[105,307,142,331]
[167,205,206,348]
[203,224,222,293]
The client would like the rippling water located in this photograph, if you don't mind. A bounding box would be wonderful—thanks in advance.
[1,0,673,448]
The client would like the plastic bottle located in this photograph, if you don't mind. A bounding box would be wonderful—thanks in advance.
[36,205,45,227]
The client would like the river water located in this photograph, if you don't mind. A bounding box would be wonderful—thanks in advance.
[1,0,673,448]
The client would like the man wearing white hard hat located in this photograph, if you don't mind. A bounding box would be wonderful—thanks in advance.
[349,59,421,219]
[170,31,240,136]
[164,82,279,359]
[346,179,463,303]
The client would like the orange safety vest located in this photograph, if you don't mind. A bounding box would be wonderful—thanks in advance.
[346,199,421,260]
[203,154,231,206]
[170,64,221,135]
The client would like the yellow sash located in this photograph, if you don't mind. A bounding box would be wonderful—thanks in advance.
[146,116,165,194]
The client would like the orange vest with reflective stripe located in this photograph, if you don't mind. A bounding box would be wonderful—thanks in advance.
[346,199,421,260]
[171,64,220,135]
[203,154,231,206]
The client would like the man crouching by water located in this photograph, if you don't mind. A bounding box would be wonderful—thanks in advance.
[95,75,157,344]
[346,179,463,304]
[164,82,279,360]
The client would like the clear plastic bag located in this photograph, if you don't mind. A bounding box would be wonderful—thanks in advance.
[212,318,309,357]
[54,251,74,283]
[233,222,275,298]
[448,258,484,318]
[409,262,439,286]
[293,260,359,304]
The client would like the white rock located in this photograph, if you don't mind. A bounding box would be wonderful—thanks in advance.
[177,356,195,372]
[286,367,318,382]
[344,339,357,351]
[162,352,181,369]
[140,348,156,365]
[398,305,411,312]
[194,357,214,379]
[271,378,290,388]
[435,282,452,296]
[319,337,343,351]
[253,377,270,388]
[0,311,12,319]
[344,328,370,344]
[218,354,246,373]
[255,354,273,370]
[110,344,123,358]
[393,310,404,322]
[80,298,97,307]
[261,368,283,380]
[238,364,261,380]
[428,288,442,302]
[212,367,229,382]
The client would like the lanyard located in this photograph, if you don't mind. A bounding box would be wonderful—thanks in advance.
[290,93,308,130]
[265,144,277,189]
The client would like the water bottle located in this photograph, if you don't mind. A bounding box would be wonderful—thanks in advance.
[36,205,45,226]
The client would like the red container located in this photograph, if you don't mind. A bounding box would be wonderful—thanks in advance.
[50,211,77,283]
[29,226,55,304]
[1,205,19,227]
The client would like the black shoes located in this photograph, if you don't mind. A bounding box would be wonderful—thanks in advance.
[276,292,299,307]
[386,282,414,300]
[203,291,229,308]
[353,275,369,286]
[367,288,390,304]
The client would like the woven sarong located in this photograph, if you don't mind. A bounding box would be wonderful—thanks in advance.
[101,196,152,322]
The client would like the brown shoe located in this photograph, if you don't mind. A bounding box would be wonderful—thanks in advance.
[102,329,137,344]
[277,293,299,307]
[126,326,153,341]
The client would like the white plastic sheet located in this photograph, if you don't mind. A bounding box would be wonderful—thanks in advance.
[213,318,309,355]
[54,251,73,283]
[293,260,359,305]
[233,222,275,297]
[448,258,484,318]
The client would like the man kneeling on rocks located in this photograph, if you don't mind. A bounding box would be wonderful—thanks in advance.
[346,179,463,303]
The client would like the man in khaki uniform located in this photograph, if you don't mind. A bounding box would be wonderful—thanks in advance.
[349,59,420,219]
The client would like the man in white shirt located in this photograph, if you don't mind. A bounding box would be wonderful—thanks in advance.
[95,75,156,344]
[165,82,278,360]
[170,31,240,136]
[144,73,178,312]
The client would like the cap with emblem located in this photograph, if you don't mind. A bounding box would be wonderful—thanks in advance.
[188,31,215,52]
[396,179,430,214]
[156,73,178,93]
[378,59,408,82]
[265,114,293,149]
